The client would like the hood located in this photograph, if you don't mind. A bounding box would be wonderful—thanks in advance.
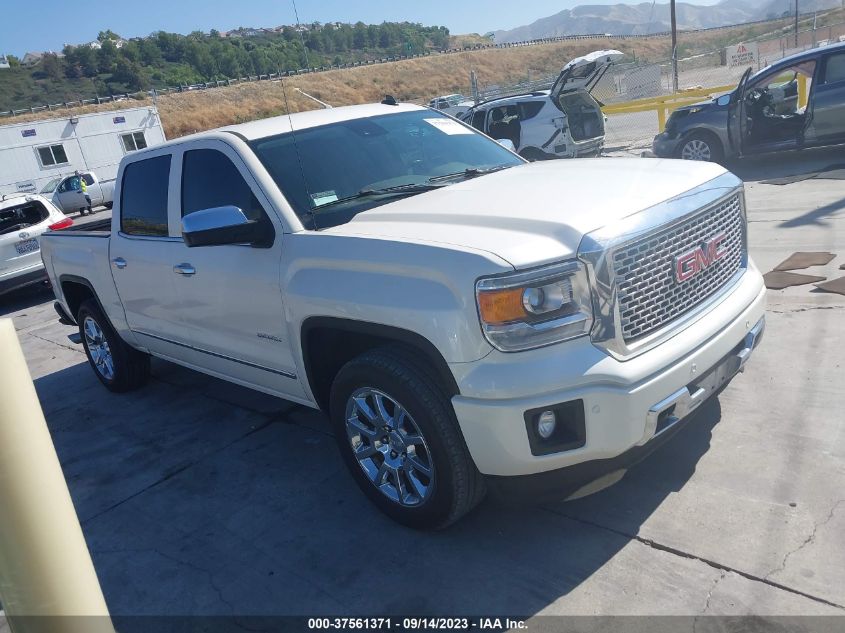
[551,49,624,97]
[324,158,729,269]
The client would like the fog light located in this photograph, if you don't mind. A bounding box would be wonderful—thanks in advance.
[537,410,557,439]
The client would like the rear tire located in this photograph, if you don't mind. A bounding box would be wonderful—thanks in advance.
[329,346,485,529]
[78,299,150,392]
[677,131,724,163]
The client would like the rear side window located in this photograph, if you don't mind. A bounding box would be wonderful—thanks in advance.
[120,155,171,237]
[181,149,266,221]
[823,52,845,84]
[518,101,545,120]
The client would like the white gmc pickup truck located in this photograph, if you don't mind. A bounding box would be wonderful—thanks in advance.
[41,103,766,528]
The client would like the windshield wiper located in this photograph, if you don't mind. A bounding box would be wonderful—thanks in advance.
[312,182,444,211]
[428,164,515,183]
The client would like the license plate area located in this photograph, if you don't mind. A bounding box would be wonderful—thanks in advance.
[15,238,39,255]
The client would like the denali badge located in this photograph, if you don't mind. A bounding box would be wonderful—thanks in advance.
[673,233,728,283]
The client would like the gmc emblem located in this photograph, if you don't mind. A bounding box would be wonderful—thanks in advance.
[673,233,729,283]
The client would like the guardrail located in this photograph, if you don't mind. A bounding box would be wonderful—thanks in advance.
[602,84,735,131]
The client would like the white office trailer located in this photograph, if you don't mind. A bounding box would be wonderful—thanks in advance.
[0,106,166,196]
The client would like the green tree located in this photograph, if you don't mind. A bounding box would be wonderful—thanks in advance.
[41,53,64,79]
[7,54,20,68]
[353,22,367,49]
[97,39,119,73]
[98,29,121,42]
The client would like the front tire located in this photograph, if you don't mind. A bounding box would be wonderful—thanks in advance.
[329,346,485,529]
[78,299,150,392]
[677,132,724,162]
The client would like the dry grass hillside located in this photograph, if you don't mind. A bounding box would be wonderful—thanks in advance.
[2,12,828,139]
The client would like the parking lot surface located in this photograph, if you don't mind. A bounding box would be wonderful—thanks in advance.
[2,151,844,621]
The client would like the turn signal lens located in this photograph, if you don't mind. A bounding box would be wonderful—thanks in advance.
[478,288,526,324]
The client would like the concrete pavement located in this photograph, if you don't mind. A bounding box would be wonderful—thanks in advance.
[1,151,843,622]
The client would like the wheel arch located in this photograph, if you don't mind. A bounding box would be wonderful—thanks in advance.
[677,128,725,160]
[58,275,102,324]
[300,317,460,413]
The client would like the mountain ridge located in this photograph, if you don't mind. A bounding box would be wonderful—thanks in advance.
[492,0,841,42]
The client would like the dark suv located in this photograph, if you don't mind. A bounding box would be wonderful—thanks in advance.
[653,41,845,162]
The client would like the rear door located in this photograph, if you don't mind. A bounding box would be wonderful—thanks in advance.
[805,50,845,146]
[550,50,624,101]
[109,150,185,357]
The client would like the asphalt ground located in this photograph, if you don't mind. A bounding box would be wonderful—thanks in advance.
[1,148,843,629]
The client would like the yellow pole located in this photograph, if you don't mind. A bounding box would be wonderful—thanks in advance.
[657,106,667,132]
[0,319,113,633]
[797,73,808,109]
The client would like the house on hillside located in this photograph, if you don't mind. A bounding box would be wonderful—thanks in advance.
[0,55,10,70]
[21,52,44,66]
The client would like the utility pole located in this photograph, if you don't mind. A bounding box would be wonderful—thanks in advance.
[795,0,799,48]
[670,0,679,92]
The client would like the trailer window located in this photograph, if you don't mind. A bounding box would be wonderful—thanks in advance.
[120,155,171,237]
[121,131,148,153]
[36,144,68,167]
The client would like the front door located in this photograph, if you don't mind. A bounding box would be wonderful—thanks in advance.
[741,59,817,155]
[805,50,845,146]
[164,141,303,398]
[55,175,87,213]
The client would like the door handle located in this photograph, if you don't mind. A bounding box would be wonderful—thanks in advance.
[173,263,196,276]
[111,257,127,269]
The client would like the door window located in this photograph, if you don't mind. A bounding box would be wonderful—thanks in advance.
[121,131,148,153]
[470,109,486,131]
[120,155,171,237]
[36,144,69,167]
[822,52,845,85]
[181,149,267,222]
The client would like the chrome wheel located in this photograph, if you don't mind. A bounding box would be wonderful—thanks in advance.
[345,388,435,507]
[83,316,115,381]
[680,138,712,161]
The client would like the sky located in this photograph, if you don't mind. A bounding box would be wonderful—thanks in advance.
[1,0,724,57]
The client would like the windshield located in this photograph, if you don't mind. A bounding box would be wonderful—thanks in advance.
[249,109,522,229]
[40,177,62,194]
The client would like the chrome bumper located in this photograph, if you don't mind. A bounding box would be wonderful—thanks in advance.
[639,315,765,445]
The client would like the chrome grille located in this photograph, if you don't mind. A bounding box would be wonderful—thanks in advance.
[612,193,745,341]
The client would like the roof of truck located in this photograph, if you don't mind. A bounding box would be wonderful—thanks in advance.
[218,102,427,141]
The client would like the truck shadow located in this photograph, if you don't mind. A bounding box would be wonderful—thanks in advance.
[34,358,720,619]
[0,282,53,316]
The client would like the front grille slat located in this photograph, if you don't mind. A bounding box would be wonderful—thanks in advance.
[611,194,744,342]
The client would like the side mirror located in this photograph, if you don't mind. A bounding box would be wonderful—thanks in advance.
[496,138,516,152]
[182,206,270,248]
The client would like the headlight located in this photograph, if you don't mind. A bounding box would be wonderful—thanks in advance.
[476,260,593,352]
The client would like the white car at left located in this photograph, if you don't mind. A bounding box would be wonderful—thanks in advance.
[0,193,73,296]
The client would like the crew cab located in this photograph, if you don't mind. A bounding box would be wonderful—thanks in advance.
[41,103,766,528]
[1,193,72,295]
[39,171,116,215]
[460,50,623,160]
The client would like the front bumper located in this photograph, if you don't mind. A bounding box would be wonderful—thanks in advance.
[652,132,681,157]
[450,269,766,478]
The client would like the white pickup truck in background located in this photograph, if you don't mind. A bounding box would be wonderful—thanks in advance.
[39,171,115,215]
[41,103,766,529]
